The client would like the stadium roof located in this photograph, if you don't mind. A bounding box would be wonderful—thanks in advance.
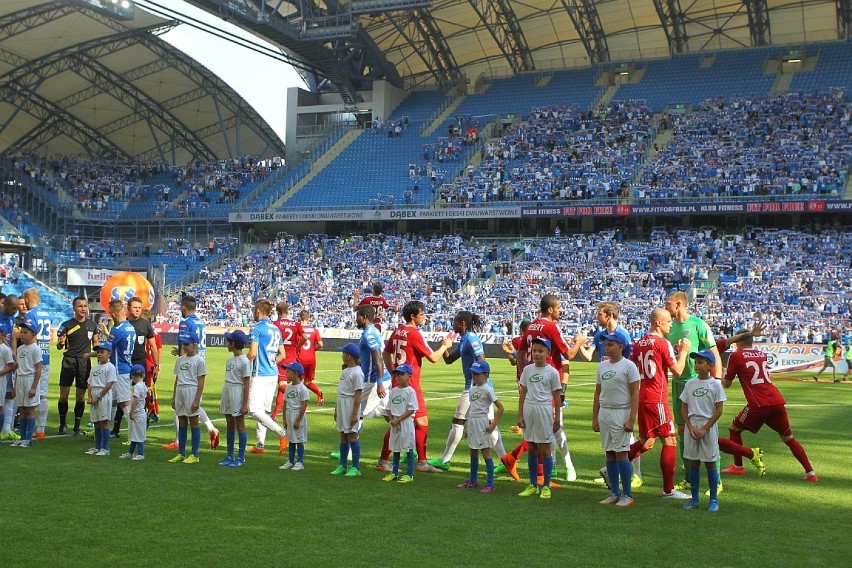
[183,0,847,104]
[0,0,285,163]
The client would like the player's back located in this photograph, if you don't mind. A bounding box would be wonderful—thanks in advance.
[521,318,565,371]
[727,348,785,407]
[274,318,302,363]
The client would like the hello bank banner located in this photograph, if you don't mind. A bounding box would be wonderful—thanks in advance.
[68,268,148,286]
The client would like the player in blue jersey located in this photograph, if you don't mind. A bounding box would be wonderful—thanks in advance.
[22,288,52,439]
[357,305,390,420]
[429,310,506,470]
[103,300,136,438]
[163,296,219,450]
[246,299,289,455]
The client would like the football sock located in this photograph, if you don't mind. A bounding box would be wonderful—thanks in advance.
[406,449,414,477]
[18,415,29,441]
[380,429,391,461]
[73,401,84,430]
[226,430,235,459]
[58,399,68,428]
[392,452,400,475]
[129,441,137,454]
[238,432,248,459]
[470,454,479,482]
[679,432,689,480]
[112,406,123,435]
[511,440,528,459]
[491,429,506,457]
[101,425,109,451]
[37,399,48,433]
[272,388,285,419]
[199,408,215,432]
[297,443,304,463]
[606,460,620,496]
[305,382,321,399]
[689,466,700,501]
[729,428,745,467]
[555,430,574,469]
[178,426,187,455]
[93,427,101,450]
[785,437,813,472]
[255,411,287,444]
[528,453,539,486]
[718,437,753,458]
[628,440,646,461]
[629,434,641,477]
[485,457,494,485]
[542,456,554,487]
[618,459,633,497]
[441,423,464,463]
[661,444,676,493]
[173,416,179,439]
[137,441,144,456]
[110,405,117,425]
[288,442,296,464]
[2,399,14,434]
[339,441,350,468]
[190,426,201,456]
[414,423,428,461]
[350,440,361,468]
[708,468,719,501]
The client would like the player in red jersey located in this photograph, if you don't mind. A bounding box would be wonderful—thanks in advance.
[503,294,582,483]
[380,300,454,473]
[721,331,818,482]
[624,308,691,498]
[502,320,530,436]
[354,282,390,332]
[297,309,324,405]
[271,302,304,420]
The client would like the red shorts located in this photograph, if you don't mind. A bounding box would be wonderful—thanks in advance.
[302,362,316,383]
[638,402,675,439]
[733,404,791,437]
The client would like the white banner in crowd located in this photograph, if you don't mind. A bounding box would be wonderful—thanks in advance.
[67,268,147,287]
[228,206,521,223]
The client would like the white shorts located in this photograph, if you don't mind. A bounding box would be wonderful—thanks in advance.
[128,412,147,443]
[453,390,471,420]
[220,384,245,416]
[336,396,362,434]
[285,407,308,443]
[522,403,555,444]
[38,365,49,397]
[174,384,201,417]
[14,374,40,407]
[467,416,493,450]
[389,418,415,452]
[683,417,720,462]
[114,374,131,404]
[599,407,632,452]
[249,375,276,414]
[360,378,391,419]
[89,393,114,423]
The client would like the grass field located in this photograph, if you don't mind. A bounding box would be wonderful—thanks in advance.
[2,348,850,567]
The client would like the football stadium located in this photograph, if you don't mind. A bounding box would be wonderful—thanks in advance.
[0,0,850,565]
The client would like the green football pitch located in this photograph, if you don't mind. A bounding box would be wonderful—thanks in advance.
[3,348,849,566]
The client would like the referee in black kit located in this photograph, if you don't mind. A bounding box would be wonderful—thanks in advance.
[56,296,98,435]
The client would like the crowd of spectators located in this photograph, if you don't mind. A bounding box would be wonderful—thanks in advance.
[166,226,851,346]
[437,101,654,204]
[637,90,850,201]
[3,150,279,216]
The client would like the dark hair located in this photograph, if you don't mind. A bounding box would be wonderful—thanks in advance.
[127,296,142,306]
[181,296,196,311]
[519,319,531,333]
[299,309,309,321]
[372,282,384,296]
[276,301,289,316]
[540,294,559,313]
[255,299,273,316]
[357,304,376,321]
[73,296,87,305]
[455,310,482,331]
[402,301,425,323]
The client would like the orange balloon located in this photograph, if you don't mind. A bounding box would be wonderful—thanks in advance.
[99,271,155,310]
